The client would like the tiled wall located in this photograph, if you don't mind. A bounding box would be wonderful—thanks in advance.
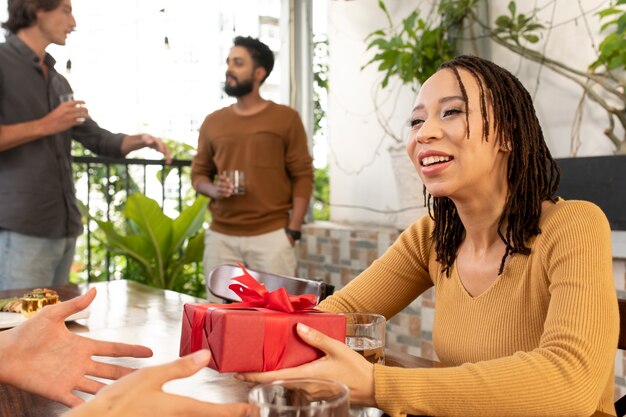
[297,222,626,398]
[297,221,435,359]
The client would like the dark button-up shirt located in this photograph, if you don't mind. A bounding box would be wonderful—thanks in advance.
[0,35,125,238]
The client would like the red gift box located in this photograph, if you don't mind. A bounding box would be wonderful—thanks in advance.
[179,265,346,373]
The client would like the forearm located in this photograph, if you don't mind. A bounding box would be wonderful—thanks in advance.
[193,177,218,200]
[288,196,308,230]
[0,120,49,152]
[119,134,145,156]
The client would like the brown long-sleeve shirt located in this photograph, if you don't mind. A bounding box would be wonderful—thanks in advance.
[191,102,313,236]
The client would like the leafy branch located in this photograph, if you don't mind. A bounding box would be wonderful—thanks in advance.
[363,0,626,153]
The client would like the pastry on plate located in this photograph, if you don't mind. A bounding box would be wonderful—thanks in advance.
[20,288,59,317]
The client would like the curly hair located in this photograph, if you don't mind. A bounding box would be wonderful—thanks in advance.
[233,36,275,84]
[2,0,62,34]
[427,55,560,276]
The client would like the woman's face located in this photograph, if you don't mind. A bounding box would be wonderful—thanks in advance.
[406,68,509,202]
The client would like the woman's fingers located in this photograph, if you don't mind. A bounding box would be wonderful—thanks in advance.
[139,350,212,389]
[296,323,349,357]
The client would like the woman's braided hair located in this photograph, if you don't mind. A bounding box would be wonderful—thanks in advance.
[426,55,560,276]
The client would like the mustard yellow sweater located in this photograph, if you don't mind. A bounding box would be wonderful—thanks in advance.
[319,200,618,417]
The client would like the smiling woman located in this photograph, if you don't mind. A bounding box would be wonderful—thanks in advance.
[237,55,619,417]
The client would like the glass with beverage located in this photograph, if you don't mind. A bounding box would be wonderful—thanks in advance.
[59,92,87,122]
[340,312,386,365]
[249,378,350,417]
[340,313,386,417]
[221,169,245,195]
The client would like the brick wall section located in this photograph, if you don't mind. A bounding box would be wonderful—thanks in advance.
[297,222,626,397]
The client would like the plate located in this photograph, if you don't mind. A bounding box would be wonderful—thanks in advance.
[0,309,89,330]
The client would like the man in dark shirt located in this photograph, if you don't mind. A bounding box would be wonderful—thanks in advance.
[0,0,171,290]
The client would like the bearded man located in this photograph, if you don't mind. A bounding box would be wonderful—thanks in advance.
[191,36,313,291]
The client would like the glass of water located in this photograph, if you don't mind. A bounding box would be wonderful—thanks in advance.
[249,378,350,417]
[339,313,386,417]
[59,92,86,122]
[340,313,386,365]
[221,169,245,195]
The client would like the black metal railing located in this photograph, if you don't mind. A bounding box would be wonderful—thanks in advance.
[71,156,194,283]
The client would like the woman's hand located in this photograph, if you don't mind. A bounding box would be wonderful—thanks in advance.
[63,350,250,417]
[237,323,377,407]
[0,288,153,407]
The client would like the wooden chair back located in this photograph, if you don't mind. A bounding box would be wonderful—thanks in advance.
[206,264,334,305]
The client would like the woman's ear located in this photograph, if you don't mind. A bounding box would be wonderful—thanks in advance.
[500,141,512,152]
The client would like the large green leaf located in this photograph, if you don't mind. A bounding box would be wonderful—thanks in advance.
[170,196,208,255]
[181,230,205,264]
[167,230,205,290]
[95,220,155,279]
[125,194,173,277]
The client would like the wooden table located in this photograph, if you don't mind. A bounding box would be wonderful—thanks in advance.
[0,281,615,417]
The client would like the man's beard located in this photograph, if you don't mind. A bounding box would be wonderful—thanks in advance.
[224,77,254,97]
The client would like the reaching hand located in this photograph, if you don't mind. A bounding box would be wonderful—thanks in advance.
[63,350,250,417]
[42,101,89,134]
[140,134,172,164]
[237,323,377,407]
[0,288,153,407]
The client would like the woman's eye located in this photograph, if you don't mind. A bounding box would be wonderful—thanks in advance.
[409,118,424,128]
[443,108,462,117]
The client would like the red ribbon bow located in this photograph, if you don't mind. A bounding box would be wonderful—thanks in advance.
[227,263,317,312]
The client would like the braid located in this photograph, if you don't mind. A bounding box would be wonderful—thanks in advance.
[427,55,560,277]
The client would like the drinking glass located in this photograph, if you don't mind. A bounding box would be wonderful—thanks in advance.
[59,92,86,122]
[249,378,350,417]
[340,313,386,365]
[221,169,245,195]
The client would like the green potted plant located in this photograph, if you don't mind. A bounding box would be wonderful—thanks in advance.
[94,193,208,295]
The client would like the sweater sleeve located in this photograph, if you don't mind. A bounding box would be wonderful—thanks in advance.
[284,110,313,200]
[318,215,435,320]
[191,115,217,189]
[373,201,618,417]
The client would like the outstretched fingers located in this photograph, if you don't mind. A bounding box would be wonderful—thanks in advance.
[86,360,137,381]
[74,376,106,395]
[90,338,153,359]
[57,391,85,408]
[140,350,212,389]
[41,288,97,321]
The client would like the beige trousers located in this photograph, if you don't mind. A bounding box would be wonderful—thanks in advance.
[203,227,297,293]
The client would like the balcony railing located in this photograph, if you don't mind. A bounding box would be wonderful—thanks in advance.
[71,156,196,283]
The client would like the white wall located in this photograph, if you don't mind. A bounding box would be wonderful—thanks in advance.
[328,1,423,228]
[489,0,620,157]
[327,0,617,228]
